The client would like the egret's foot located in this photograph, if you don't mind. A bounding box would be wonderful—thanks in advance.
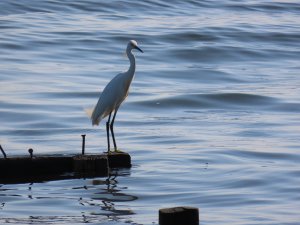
[114,149,124,153]
[104,149,124,154]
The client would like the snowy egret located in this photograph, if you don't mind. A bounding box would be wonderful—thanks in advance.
[87,40,143,152]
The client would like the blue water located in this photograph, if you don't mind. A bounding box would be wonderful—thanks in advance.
[1,0,300,224]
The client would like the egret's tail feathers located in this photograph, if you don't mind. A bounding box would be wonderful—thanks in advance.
[84,107,94,119]
[92,118,101,126]
[84,107,101,126]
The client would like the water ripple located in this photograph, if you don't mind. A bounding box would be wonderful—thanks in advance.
[133,93,280,110]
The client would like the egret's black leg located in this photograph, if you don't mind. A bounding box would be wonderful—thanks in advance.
[110,107,119,151]
[106,113,112,153]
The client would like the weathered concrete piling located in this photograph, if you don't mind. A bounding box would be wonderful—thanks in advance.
[159,206,199,225]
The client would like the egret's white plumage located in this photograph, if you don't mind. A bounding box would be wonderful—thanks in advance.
[88,40,143,152]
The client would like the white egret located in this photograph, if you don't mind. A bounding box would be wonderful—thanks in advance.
[87,40,143,152]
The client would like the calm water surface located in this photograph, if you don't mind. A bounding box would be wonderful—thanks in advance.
[0,0,300,224]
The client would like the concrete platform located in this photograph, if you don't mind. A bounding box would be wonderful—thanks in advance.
[0,152,131,184]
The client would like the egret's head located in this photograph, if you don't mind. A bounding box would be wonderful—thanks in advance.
[128,40,143,53]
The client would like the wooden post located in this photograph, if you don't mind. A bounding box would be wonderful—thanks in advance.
[28,148,33,158]
[81,135,86,155]
[159,206,199,225]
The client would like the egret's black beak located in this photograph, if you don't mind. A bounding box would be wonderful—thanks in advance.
[136,46,144,53]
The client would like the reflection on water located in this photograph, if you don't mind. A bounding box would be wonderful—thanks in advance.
[0,169,137,225]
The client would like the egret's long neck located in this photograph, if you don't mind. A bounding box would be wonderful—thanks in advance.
[126,48,136,77]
